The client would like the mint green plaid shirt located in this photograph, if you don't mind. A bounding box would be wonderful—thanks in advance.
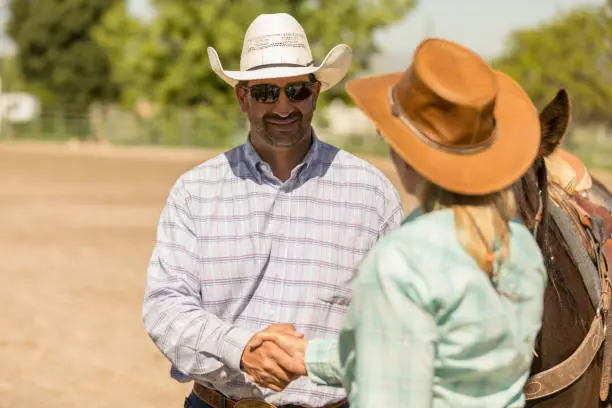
[305,208,547,407]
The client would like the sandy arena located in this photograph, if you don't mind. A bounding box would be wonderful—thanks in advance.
[1,140,611,408]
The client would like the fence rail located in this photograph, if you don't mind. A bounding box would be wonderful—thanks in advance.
[1,104,249,147]
[1,104,610,170]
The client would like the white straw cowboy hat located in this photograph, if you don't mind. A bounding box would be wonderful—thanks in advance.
[207,13,353,91]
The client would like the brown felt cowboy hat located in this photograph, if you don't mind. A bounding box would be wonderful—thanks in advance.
[346,38,541,195]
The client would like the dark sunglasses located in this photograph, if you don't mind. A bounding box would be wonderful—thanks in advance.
[241,81,317,104]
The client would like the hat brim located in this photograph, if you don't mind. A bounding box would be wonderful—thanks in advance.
[345,70,541,196]
[207,44,352,92]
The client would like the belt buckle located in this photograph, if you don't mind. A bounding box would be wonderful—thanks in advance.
[234,399,276,408]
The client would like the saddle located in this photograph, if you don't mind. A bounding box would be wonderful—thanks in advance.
[524,186,612,401]
[545,149,593,195]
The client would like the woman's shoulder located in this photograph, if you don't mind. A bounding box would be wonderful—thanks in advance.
[396,209,543,265]
[364,209,545,288]
[355,210,458,303]
[391,208,461,251]
[362,210,447,268]
[361,208,544,274]
[358,209,545,315]
[397,207,455,236]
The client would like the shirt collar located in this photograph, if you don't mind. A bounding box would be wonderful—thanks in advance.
[244,129,323,182]
[401,207,423,225]
[401,207,525,226]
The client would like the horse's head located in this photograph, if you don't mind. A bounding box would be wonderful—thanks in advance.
[537,95,612,211]
[515,90,606,405]
[512,89,571,247]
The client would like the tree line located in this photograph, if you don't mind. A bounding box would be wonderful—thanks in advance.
[6,0,416,110]
[4,0,612,133]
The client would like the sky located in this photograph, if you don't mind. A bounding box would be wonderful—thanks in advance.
[0,0,12,56]
[370,0,604,71]
[0,0,605,70]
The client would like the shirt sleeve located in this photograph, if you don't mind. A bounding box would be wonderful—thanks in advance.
[307,239,439,406]
[142,177,253,383]
[305,338,343,386]
[378,182,404,238]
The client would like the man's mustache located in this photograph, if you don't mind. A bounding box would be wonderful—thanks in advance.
[264,112,302,121]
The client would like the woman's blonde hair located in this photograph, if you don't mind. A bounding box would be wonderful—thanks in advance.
[418,180,517,276]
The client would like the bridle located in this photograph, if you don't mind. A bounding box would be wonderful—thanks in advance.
[532,189,544,239]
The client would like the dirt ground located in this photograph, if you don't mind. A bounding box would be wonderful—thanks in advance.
[1,140,611,408]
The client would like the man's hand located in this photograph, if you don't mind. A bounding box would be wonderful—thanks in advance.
[248,331,308,363]
[240,324,305,392]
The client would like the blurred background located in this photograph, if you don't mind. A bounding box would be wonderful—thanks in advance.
[0,1,611,407]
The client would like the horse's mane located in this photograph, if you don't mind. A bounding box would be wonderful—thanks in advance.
[512,157,552,266]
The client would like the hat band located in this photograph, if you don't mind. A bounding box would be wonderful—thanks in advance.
[388,87,497,155]
[247,61,314,71]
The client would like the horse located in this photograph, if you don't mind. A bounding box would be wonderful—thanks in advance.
[512,89,612,408]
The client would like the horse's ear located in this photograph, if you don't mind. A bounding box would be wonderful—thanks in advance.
[538,89,571,157]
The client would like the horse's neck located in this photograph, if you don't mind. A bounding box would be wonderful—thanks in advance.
[534,218,594,374]
[532,189,596,374]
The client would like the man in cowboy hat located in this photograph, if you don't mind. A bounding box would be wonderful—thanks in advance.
[142,12,403,408]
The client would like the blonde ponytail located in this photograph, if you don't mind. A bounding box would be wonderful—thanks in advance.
[419,181,517,277]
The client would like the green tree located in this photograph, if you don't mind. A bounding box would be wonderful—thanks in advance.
[91,2,144,107]
[96,0,418,108]
[6,0,122,109]
[92,0,418,146]
[492,4,612,126]
[0,56,58,106]
[1,56,25,93]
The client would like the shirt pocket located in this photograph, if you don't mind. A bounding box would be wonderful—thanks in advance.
[197,222,266,315]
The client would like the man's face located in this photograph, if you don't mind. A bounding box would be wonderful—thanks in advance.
[236,75,321,148]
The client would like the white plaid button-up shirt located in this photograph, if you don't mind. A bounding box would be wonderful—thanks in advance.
[142,134,403,407]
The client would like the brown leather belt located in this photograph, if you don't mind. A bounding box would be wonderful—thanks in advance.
[193,382,347,408]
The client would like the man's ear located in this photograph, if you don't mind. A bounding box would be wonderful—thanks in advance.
[235,85,249,113]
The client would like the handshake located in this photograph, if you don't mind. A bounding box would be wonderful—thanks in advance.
[240,324,310,392]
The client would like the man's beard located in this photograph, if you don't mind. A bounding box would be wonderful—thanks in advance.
[258,112,309,148]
